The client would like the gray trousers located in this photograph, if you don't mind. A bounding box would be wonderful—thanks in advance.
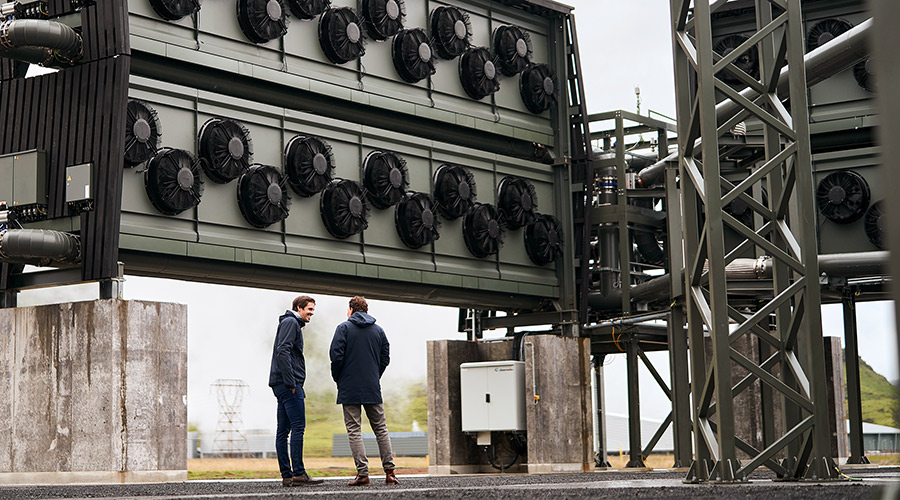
[342,404,395,476]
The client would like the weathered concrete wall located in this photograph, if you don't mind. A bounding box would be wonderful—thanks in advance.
[0,299,187,484]
[427,336,593,474]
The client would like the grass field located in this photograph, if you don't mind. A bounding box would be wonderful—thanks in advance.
[188,457,429,480]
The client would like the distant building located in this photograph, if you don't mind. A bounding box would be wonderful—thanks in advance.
[848,421,900,454]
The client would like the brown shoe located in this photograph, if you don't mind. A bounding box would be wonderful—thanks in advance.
[385,469,400,485]
[282,477,293,487]
[292,473,324,486]
[348,475,370,486]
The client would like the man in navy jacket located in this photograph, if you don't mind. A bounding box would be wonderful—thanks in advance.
[268,295,323,487]
[329,296,398,486]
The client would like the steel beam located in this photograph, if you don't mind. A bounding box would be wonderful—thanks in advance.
[842,290,869,465]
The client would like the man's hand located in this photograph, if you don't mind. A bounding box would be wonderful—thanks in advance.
[291,388,296,394]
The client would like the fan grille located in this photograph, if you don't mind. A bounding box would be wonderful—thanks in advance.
[459,46,500,100]
[463,202,505,258]
[237,164,292,228]
[237,0,290,44]
[198,118,253,184]
[321,179,370,239]
[816,170,871,224]
[430,6,470,60]
[433,164,476,220]
[392,28,435,83]
[319,7,367,64]
[525,214,562,266]
[493,25,532,77]
[713,34,759,87]
[125,100,161,167]
[363,150,408,209]
[806,18,852,52]
[362,0,404,41]
[144,148,204,216]
[497,176,537,230]
[149,0,201,21]
[519,63,556,114]
[395,192,441,249]
[284,135,335,197]
[864,200,885,249]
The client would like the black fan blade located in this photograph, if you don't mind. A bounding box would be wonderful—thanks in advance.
[363,0,404,41]
[498,176,537,229]
[463,203,504,258]
[392,29,435,83]
[520,64,556,114]
[433,164,476,220]
[149,0,201,21]
[285,135,334,197]
[199,118,253,183]
[238,0,289,44]
[125,100,161,167]
[459,47,499,100]
[493,25,531,77]
[816,170,870,224]
[864,200,885,249]
[364,151,407,209]
[237,165,291,228]
[287,0,330,20]
[714,34,759,86]
[144,148,204,216]
[525,214,562,266]
[319,7,365,64]
[431,6,470,59]
[806,18,852,52]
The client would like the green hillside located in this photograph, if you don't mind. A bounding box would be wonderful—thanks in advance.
[848,356,900,429]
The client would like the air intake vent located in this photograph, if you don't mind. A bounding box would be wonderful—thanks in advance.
[395,192,441,249]
[237,164,291,228]
[237,0,290,44]
[525,214,562,266]
[125,100,161,167]
[319,7,366,64]
[492,25,531,77]
[816,170,870,224]
[361,0,404,41]
[287,0,330,20]
[433,164,476,220]
[284,135,335,197]
[864,200,884,249]
[392,28,435,83]
[713,34,759,86]
[430,6,470,60]
[149,0,201,21]
[459,47,499,100]
[806,18,852,51]
[519,63,556,114]
[463,202,504,258]
[144,148,204,216]
[363,150,408,210]
[497,176,537,230]
[321,179,369,239]
[198,118,253,184]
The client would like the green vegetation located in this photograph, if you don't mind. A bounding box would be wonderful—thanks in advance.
[852,356,900,429]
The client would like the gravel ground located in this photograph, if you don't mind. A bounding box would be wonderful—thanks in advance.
[0,467,897,500]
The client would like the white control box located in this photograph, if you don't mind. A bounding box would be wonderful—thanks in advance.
[460,361,526,432]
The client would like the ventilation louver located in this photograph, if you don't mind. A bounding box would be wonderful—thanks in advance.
[854,59,875,93]
[864,200,884,249]
[321,178,369,239]
[497,176,537,230]
[493,25,531,77]
[430,6,470,60]
[237,164,291,228]
[525,214,562,266]
[713,34,759,86]
[144,148,204,216]
[816,170,870,224]
[149,0,201,21]
[125,100,161,167]
[237,0,290,44]
[806,18,852,51]
[433,163,476,220]
[459,47,500,100]
[284,135,335,197]
[463,202,504,258]
[198,118,253,184]
[287,0,330,20]
[395,192,441,249]
[361,0,404,41]
[319,7,366,64]
[392,28,436,83]
[363,150,408,209]
[519,63,556,114]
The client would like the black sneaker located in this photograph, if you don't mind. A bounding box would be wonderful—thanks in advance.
[292,473,325,486]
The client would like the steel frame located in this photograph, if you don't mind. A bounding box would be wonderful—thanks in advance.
[670,0,838,482]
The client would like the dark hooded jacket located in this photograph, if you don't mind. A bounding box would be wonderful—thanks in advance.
[268,310,307,396]
[329,312,390,404]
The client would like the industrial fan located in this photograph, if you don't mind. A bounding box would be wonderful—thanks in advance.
[492,25,531,77]
[287,0,329,20]
[864,200,884,249]
[124,100,161,167]
[524,214,562,266]
[816,170,870,224]
[463,202,504,258]
[319,7,366,64]
[432,163,476,220]
[363,150,408,209]
[395,191,441,249]
[392,28,435,83]
[806,18,852,51]
[459,47,500,100]
[198,118,253,184]
[149,0,201,21]
[144,148,204,216]
[320,178,369,239]
[519,63,556,114]
[497,176,537,230]
[430,6,470,60]
[237,164,291,228]
[713,34,759,86]
[854,59,875,93]
[237,0,290,44]
[361,0,404,41]
[284,135,335,197]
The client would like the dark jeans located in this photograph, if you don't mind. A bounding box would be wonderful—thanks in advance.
[272,384,306,478]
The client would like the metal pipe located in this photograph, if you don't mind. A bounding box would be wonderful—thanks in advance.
[818,251,888,277]
[0,18,83,66]
[0,229,81,266]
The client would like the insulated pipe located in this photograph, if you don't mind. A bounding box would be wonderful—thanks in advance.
[637,18,873,187]
[0,229,81,266]
[0,19,83,66]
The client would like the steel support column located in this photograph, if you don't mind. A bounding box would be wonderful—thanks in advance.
[670,0,839,482]
[842,290,869,465]
[593,355,611,467]
[625,335,646,468]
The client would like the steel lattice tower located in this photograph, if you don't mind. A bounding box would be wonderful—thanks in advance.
[212,379,249,458]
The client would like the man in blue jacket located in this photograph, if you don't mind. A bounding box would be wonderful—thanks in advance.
[269,295,324,487]
[330,296,399,486]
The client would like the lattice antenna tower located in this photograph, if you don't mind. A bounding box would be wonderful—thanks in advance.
[212,378,249,457]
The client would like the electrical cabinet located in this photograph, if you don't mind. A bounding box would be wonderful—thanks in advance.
[460,361,526,432]
[0,150,47,208]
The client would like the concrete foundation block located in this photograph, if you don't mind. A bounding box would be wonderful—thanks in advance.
[0,299,187,485]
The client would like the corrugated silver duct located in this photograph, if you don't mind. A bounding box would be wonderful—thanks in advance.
[0,19,84,66]
[0,229,81,266]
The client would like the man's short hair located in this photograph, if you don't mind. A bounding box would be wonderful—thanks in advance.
[293,295,316,311]
[349,296,368,313]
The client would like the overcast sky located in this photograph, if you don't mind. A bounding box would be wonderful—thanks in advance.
[16,1,898,436]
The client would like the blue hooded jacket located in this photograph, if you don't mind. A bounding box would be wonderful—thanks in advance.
[268,310,307,396]
[329,312,390,404]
